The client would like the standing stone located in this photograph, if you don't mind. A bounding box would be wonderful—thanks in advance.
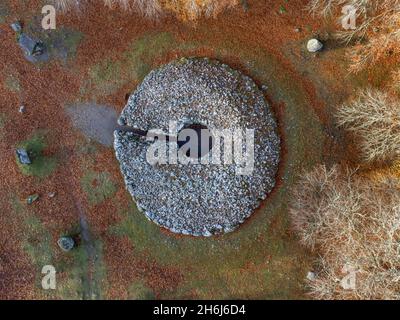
[57,236,75,252]
[18,34,45,57]
[16,148,31,165]
[307,39,324,53]
[10,21,22,33]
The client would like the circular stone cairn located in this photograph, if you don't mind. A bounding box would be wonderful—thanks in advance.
[114,57,280,237]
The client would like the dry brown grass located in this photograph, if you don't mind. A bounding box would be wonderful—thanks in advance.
[104,0,163,19]
[308,0,400,72]
[53,0,238,21]
[53,0,80,11]
[335,89,400,163]
[390,69,400,94]
[290,164,400,300]
[161,0,239,21]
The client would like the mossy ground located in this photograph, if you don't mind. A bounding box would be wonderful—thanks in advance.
[10,195,106,299]
[81,171,117,206]
[4,74,21,92]
[16,131,57,179]
[0,2,9,24]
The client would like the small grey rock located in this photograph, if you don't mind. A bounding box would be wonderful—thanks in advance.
[57,236,75,252]
[48,192,56,198]
[19,105,26,113]
[27,194,39,205]
[307,39,323,53]
[307,271,316,281]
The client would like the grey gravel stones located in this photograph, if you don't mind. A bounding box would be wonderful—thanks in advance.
[114,57,280,237]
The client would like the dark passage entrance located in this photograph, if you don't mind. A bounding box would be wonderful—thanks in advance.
[178,123,214,159]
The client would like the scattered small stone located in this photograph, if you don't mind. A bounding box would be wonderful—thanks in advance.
[10,21,22,33]
[16,148,31,165]
[307,271,316,281]
[48,192,56,198]
[57,236,75,252]
[27,194,39,205]
[294,27,301,33]
[19,105,26,113]
[307,38,324,53]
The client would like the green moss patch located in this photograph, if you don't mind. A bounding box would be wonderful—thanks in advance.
[4,75,21,92]
[128,280,155,300]
[0,2,9,24]
[81,171,117,205]
[86,32,176,98]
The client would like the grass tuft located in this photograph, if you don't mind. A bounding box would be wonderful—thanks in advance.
[128,280,155,300]
[81,171,117,205]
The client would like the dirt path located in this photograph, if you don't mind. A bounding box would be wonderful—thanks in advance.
[64,161,101,300]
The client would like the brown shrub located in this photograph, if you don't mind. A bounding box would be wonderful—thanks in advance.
[53,0,238,21]
[104,0,163,19]
[290,164,400,299]
[335,89,400,163]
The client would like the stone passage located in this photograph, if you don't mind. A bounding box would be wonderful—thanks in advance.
[114,57,280,237]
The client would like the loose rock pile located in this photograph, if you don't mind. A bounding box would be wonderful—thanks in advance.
[114,58,280,236]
